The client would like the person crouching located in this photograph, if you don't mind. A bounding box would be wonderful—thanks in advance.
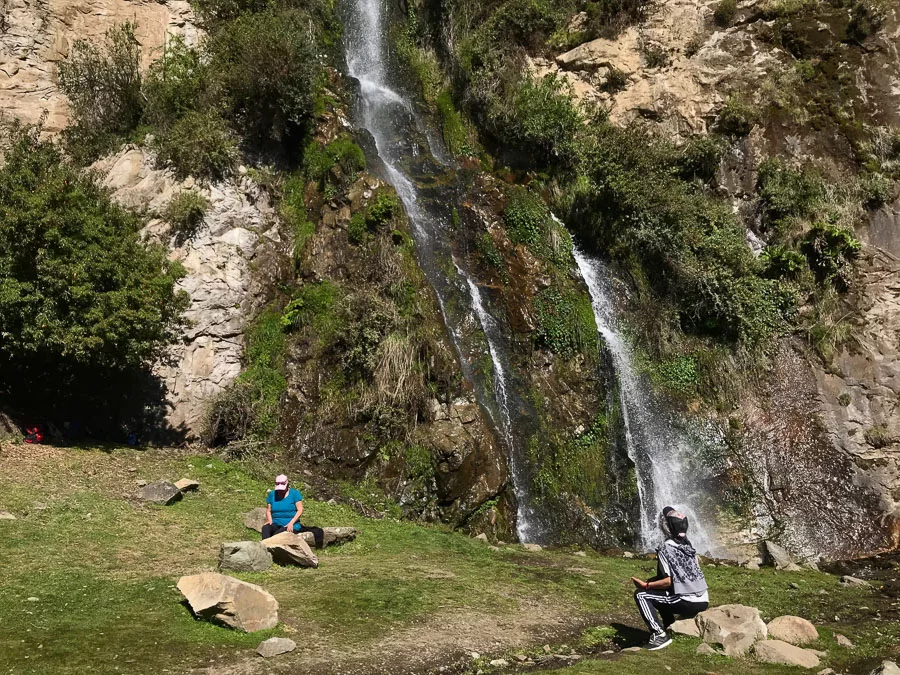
[261,474,325,549]
[631,506,709,650]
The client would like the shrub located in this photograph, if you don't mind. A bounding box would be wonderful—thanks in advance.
[715,94,759,136]
[533,287,598,357]
[501,75,582,164]
[152,110,238,180]
[677,135,724,182]
[209,7,321,141]
[757,158,825,235]
[860,172,894,208]
[761,245,808,280]
[57,23,143,162]
[0,120,188,396]
[651,355,699,394]
[801,224,861,291]
[192,0,269,28]
[142,37,210,131]
[366,191,400,227]
[281,281,340,338]
[504,186,551,249]
[304,135,367,186]
[642,42,670,69]
[863,424,893,448]
[846,0,887,43]
[713,0,737,26]
[164,190,209,245]
[348,211,368,244]
[601,67,629,93]
[476,232,506,276]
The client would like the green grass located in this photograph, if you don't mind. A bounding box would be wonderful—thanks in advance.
[0,444,896,674]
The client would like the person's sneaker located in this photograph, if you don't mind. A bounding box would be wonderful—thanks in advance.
[644,632,672,650]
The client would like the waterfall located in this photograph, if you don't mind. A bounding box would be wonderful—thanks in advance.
[344,0,536,540]
[572,247,717,555]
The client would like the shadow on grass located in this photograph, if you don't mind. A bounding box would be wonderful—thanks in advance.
[609,622,649,648]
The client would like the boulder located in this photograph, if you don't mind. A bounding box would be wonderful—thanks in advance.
[174,478,200,492]
[835,634,854,649]
[523,543,543,552]
[767,616,819,646]
[670,618,700,637]
[754,640,821,669]
[177,573,278,632]
[696,643,718,656]
[474,533,489,542]
[839,575,870,587]
[299,526,357,548]
[139,481,182,506]
[764,541,800,571]
[870,661,900,675]
[219,541,273,572]
[256,637,296,658]
[696,604,767,653]
[243,508,268,532]
[263,532,319,568]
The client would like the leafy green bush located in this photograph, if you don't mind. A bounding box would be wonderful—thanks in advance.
[191,0,269,28]
[57,23,143,162]
[504,186,551,248]
[141,37,210,131]
[501,75,582,163]
[164,190,209,245]
[533,287,598,357]
[366,191,400,227]
[757,158,824,235]
[209,7,321,141]
[476,232,507,277]
[761,245,808,280]
[713,0,737,26]
[650,355,699,394]
[281,281,341,337]
[152,110,238,180]
[677,135,724,183]
[601,67,629,93]
[0,120,187,384]
[801,224,861,291]
[348,211,368,245]
[304,135,367,186]
[846,0,887,43]
[715,95,759,136]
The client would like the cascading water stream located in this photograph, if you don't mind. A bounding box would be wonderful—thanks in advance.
[572,247,716,554]
[344,0,536,540]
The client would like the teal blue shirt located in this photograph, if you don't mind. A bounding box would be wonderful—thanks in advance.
[267,487,303,529]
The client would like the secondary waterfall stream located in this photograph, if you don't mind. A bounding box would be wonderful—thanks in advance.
[344,0,538,540]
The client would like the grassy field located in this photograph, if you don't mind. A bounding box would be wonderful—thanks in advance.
[0,442,897,675]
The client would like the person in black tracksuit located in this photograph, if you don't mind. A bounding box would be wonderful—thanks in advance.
[631,506,709,650]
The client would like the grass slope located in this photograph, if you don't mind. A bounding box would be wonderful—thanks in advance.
[0,443,896,674]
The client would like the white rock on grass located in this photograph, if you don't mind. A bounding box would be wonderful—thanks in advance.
[0,511,16,520]
[835,634,855,649]
[695,643,718,656]
[174,478,200,492]
[766,616,819,646]
[263,531,319,568]
[870,661,900,675]
[474,533,489,542]
[523,543,543,552]
[754,640,821,669]
[840,575,870,587]
[177,573,278,632]
[696,604,767,656]
[256,637,296,658]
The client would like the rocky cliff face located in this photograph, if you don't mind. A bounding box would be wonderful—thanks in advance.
[530,0,900,556]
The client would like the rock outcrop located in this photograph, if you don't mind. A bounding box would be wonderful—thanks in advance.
[177,572,278,632]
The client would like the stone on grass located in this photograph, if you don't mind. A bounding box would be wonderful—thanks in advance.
[623,551,634,559]
[754,640,820,669]
[174,478,200,492]
[490,659,508,667]
[139,481,182,505]
[300,526,357,548]
[573,551,586,557]
[818,669,835,675]
[256,637,296,658]
[263,531,319,568]
[835,634,854,649]
[840,575,870,587]
[0,511,16,520]
[474,532,489,542]
[243,507,268,532]
[522,543,543,552]
[745,560,760,571]
[697,604,767,649]
[219,541,273,572]
[177,572,278,632]
[767,616,819,646]
[722,631,758,656]
[670,618,700,637]
[696,643,718,656]
[765,541,801,571]
[870,661,900,675]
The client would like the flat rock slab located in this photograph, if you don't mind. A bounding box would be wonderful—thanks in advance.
[219,541,273,572]
[0,511,16,520]
[177,572,278,632]
[174,478,200,492]
[243,508,268,533]
[767,615,819,646]
[754,639,820,669]
[670,618,700,637]
[264,531,319,568]
[257,637,296,658]
[139,481,182,505]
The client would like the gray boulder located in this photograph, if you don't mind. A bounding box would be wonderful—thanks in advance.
[764,541,800,571]
[300,526,358,548]
[840,575,870,587]
[177,572,278,632]
[696,604,767,656]
[219,541,273,572]
[767,616,818,646]
[256,637,296,658]
[870,661,900,675]
[139,481,182,505]
[243,507,268,532]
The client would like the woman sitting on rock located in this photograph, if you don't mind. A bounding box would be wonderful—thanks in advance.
[261,474,324,548]
[631,506,709,651]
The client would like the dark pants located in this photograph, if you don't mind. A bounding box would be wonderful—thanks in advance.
[261,523,325,548]
[634,590,708,635]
